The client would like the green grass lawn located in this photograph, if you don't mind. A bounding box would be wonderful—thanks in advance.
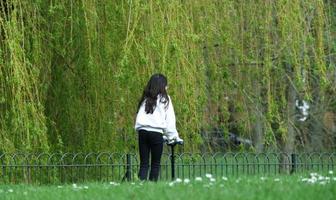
[1,173,335,200]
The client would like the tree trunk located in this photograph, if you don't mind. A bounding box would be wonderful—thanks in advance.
[253,79,264,153]
[280,63,296,174]
[308,78,324,151]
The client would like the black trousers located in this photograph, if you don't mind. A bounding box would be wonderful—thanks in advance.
[138,129,163,181]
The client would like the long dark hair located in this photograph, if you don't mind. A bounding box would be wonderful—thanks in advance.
[137,73,169,114]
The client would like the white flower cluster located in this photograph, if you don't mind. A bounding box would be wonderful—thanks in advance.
[109,181,120,186]
[72,183,89,190]
[205,173,216,182]
[168,178,181,186]
[301,171,335,185]
[167,174,230,187]
[168,178,192,186]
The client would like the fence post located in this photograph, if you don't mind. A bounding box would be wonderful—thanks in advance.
[171,145,175,180]
[290,153,297,174]
[126,154,131,181]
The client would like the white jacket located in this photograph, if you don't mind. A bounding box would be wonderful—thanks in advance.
[135,95,179,140]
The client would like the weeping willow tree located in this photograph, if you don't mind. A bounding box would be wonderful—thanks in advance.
[0,0,335,154]
[0,0,50,152]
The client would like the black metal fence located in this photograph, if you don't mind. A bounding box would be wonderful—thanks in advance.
[0,152,335,184]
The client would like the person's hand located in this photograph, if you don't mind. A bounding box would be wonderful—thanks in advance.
[163,135,169,142]
[164,136,183,145]
[175,136,183,144]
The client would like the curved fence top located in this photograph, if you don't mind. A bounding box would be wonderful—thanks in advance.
[0,152,334,184]
[0,152,335,165]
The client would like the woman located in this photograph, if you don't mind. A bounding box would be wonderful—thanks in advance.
[135,73,183,181]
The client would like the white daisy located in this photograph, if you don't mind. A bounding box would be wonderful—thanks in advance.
[205,173,212,178]
[175,178,182,183]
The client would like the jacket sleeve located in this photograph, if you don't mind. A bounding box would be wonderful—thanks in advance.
[164,96,179,139]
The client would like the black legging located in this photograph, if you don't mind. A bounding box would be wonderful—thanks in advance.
[138,129,163,181]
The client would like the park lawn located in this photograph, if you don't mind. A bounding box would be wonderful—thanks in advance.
[0,174,335,200]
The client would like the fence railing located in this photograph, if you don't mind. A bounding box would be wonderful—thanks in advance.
[0,152,334,184]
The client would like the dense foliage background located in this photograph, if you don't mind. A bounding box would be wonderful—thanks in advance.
[0,0,335,153]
